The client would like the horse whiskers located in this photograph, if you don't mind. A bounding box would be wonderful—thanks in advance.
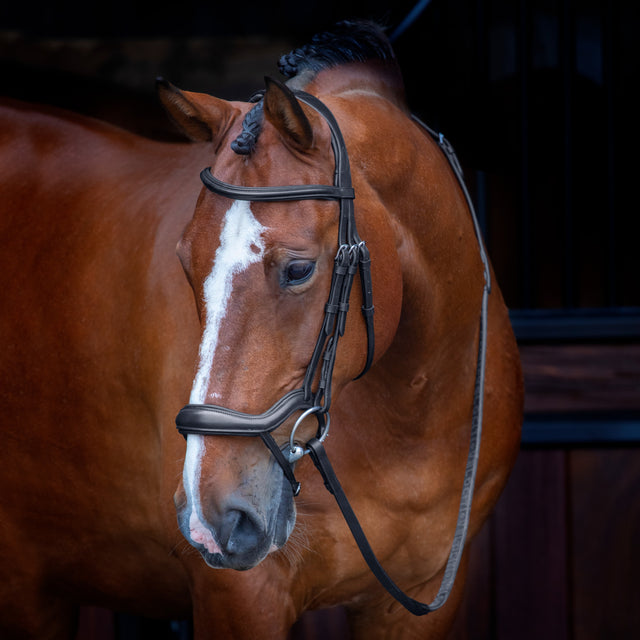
[275,530,311,567]
[275,509,320,567]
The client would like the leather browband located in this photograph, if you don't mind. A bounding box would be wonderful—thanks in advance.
[200,169,355,203]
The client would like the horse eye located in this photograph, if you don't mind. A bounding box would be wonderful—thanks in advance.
[283,260,315,286]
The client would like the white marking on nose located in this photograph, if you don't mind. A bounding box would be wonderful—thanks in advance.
[182,201,265,548]
[189,200,266,405]
[183,434,222,553]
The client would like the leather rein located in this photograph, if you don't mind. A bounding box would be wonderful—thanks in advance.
[175,89,491,616]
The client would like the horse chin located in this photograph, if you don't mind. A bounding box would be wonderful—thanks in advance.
[199,548,263,572]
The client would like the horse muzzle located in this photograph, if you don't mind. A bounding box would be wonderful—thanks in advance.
[176,453,296,571]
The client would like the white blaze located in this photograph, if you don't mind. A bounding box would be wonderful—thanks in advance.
[189,199,266,405]
[183,199,266,546]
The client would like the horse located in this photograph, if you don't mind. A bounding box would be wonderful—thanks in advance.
[0,20,522,640]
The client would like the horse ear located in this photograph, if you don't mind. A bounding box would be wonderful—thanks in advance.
[262,76,314,150]
[156,78,232,143]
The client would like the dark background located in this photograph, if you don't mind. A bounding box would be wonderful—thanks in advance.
[2,1,638,638]
[2,0,639,312]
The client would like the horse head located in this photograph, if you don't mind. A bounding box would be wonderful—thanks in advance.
[160,64,403,570]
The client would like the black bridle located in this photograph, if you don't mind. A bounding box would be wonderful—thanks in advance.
[175,89,491,616]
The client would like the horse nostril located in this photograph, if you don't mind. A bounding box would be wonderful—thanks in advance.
[219,508,261,556]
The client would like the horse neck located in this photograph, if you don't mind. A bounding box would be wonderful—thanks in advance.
[363,124,487,434]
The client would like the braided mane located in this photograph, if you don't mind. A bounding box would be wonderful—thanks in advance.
[231,20,396,155]
[277,20,395,80]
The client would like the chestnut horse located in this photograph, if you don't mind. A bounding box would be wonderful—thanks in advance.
[0,21,522,640]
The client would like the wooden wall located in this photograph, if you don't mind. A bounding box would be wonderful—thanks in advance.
[449,446,640,640]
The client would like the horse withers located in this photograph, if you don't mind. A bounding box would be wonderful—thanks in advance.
[0,21,522,639]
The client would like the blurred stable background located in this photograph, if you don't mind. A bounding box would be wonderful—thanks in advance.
[1,1,638,638]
